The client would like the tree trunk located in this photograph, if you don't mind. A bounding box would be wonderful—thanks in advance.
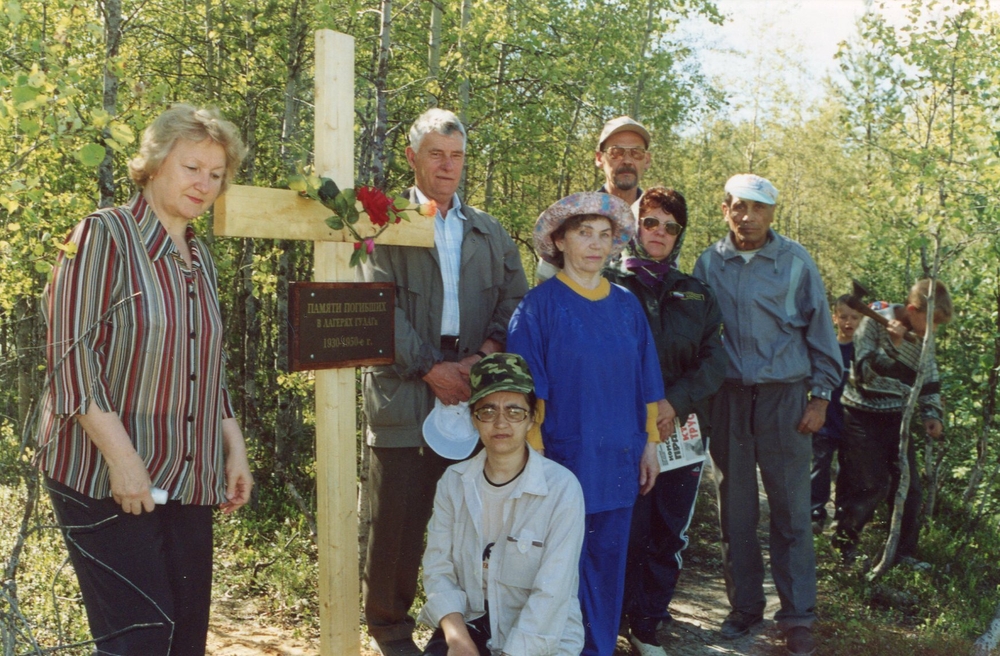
[458,0,472,123]
[98,0,122,208]
[870,242,941,581]
[14,298,42,435]
[427,0,442,105]
[456,0,471,198]
[963,271,1000,502]
[630,0,656,121]
[483,4,511,214]
[371,0,392,190]
[556,100,583,199]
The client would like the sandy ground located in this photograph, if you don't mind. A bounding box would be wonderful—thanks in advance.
[207,468,787,655]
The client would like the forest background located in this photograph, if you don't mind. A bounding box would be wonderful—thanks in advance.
[2,0,1000,652]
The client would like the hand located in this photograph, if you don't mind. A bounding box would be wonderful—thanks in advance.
[639,442,659,496]
[423,361,472,405]
[458,338,500,372]
[220,418,254,514]
[108,452,155,515]
[656,399,677,436]
[886,319,908,347]
[924,418,944,440]
[796,398,829,434]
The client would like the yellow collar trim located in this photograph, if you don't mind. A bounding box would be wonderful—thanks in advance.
[556,272,611,300]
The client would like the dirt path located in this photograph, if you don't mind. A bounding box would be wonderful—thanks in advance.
[207,467,787,655]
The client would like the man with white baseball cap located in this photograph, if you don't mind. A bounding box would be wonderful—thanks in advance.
[692,174,842,656]
[537,116,652,283]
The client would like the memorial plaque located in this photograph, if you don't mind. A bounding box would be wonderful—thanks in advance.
[288,282,395,371]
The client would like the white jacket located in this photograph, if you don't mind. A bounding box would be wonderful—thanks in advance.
[418,447,586,656]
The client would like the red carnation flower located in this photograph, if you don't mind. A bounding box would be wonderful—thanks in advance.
[356,186,393,227]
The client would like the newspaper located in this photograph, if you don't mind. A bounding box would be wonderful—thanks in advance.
[656,413,706,472]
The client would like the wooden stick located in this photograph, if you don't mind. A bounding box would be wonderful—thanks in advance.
[844,296,920,344]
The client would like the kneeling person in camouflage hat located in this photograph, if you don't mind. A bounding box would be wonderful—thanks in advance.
[418,353,586,656]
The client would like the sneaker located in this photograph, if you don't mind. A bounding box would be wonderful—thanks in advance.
[896,555,931,571]
[719,610,763,639]
[628,632,667,656]
[370,637,422,656]
[785,626,816,655]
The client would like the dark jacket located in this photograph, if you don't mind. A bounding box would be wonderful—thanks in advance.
[604,265,727,434]
[358,192,528,447]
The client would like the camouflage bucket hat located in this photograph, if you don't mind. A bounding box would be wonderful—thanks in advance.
[469,353,535,405]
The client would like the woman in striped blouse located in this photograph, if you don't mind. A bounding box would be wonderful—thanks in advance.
[35,104,253,656]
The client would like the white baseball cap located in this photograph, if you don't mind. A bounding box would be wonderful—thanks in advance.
[725,174,779,205]
[423,399,479,460]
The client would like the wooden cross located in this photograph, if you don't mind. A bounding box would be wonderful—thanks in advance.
[214,30,434,655]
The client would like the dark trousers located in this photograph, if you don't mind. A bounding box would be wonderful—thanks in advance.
[810,431,851,520]
[46,477,214,656]
[835,407,922,557]
[710,382,815,629]
[363,445,451,643]
[623,460,704,636]
[422,609,491,656]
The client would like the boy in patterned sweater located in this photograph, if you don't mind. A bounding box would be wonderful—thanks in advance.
[834,279,952,564]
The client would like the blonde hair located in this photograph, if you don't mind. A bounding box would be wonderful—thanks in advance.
[908,278,953,322]
[129,104,246,192]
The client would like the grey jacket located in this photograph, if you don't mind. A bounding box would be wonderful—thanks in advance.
[358,194,528,447]
[692,229,842,398]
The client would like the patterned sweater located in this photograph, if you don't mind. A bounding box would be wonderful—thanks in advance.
[841,305,943,421]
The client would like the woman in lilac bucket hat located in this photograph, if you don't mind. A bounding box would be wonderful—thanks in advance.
[507,191,669,656]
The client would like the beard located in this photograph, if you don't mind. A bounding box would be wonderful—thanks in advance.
[612,165,638,191]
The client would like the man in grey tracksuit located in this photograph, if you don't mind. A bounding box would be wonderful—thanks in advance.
[692,174,842,656]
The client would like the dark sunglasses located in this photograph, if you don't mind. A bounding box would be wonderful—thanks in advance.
[640,217,684,235]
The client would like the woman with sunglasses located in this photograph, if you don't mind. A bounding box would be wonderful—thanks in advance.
[604,186,727,656]
[419,353,586,656]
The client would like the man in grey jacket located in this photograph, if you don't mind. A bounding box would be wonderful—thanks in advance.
[692,174,842,656]
[358,108,529,656]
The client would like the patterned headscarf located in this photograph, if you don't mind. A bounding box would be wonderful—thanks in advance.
[622,191,687,287]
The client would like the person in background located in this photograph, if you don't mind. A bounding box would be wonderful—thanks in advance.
[536,116,651,283]
[508,191,667,656]
[834,279,952,566]
[692,174,842,656]
[35,103,253,656]
[419,353,586,656]
[359,108,529,656]
[811,295,862,531]
[604,186,726,656]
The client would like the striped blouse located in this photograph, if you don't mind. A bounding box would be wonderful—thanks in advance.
[35,194,236,505]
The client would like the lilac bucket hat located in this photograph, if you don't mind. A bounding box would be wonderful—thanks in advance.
[533,192,635,266]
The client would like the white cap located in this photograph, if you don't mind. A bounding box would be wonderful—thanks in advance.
[423,400,479,460]
[725,174,779,205]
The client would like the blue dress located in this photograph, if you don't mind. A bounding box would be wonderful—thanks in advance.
[507,277,664,511]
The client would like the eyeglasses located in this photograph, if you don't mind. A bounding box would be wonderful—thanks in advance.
[473,406,531,423]
[602,146,647,161]
[640,217,684,235]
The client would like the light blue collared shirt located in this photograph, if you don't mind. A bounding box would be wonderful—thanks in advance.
[414,189,466,337]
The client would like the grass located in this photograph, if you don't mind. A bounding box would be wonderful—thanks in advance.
[683,477,995,654]
[4,467,1000,655]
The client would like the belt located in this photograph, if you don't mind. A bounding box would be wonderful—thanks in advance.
[440,335,460,351]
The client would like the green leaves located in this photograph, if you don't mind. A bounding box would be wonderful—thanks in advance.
[76,143,106,167]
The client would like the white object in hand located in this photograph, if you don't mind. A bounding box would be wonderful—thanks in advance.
[151,487,169,505]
